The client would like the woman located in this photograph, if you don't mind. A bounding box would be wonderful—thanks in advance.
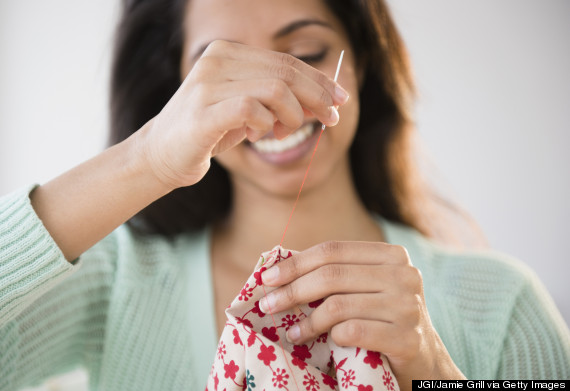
[0,0,568,390]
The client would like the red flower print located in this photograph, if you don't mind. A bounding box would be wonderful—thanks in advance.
[232,328,243,346]
[363,350,383,369]
[272,368,289,388]
[252,300,266,318]
[236,316,253,330]
[321,373,337,389]
[261,326,279,342]
[316,332,328,343]
[291,355,308,370]
[253,266,266,286]
[292,344,311,360]
[280,314,299,330]
[258,344,277,366]
[303,373,320,391]
[247,331,256,347]
[358,386,373,391]
[238,283,253,301]
[383,370,395,391]
[341,369,355,388]
[214,373,219,390]
[308,298,324,308]
[217,342,226,359]
[223,360,239,380]
[291,344,311,370]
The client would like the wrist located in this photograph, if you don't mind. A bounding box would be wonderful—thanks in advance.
[428,334,466,380]
[129,119,180,194]
[126,120,178,196]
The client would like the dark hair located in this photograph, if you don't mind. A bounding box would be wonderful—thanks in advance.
[109,0,462,241]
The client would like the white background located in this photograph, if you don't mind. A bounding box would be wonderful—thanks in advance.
[1,1,568,388]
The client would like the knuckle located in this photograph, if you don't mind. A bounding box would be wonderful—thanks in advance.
[318,87,333,107]
[268,79,289,100]
[320,264,345,284]
[403,266,422,291]
[283,283,298,305]
[275,64,297,83]
[235,96,256,119]
[291,115,304,131]
[316,71,331,88]
[393,245,411,264]
[410,266,423,287]
[279,52,298,66]
[341,320,364,346]
[320,240,341,260]
[300,316,316,336]
[194,56,222,77]
[323,295,344,319]
[204,39,228,54]
[289,256,303,280]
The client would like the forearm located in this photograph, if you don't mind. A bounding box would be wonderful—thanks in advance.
[30,124,172,261]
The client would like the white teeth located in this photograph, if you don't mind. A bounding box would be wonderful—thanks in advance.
[252,123,315,154]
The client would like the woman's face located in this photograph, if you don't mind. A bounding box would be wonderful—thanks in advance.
[180,0,360,197]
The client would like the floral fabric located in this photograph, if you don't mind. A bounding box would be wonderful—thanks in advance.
[206,246,399,391]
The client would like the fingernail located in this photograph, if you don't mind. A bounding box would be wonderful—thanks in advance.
[286,325,301,343]
[259,293,277,313]
[261,267,279,284]
[335,85,349,104]
[329,106,339,125]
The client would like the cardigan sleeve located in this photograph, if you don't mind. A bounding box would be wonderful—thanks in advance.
[496,269,570,379]
[0,186,117,390]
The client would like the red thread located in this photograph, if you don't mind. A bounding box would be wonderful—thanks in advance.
[279,125,326,247]
[261,125,325,391]
[263,49,344,391]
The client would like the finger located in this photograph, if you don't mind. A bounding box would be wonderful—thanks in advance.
[203,41,349,106]
[201,95,275,151]
[289,291,424,345]
[330,319,419,360]
[286,293,391,345]
[206,79,305,135]
[211,128,247,156]
[262,241,411,287]
[225,63,341,127]
[199,57,340,127]
[259,264,395,314]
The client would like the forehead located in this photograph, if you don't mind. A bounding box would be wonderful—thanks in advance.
[184,0,339,48]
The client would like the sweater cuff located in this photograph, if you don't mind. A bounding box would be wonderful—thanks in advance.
[0,185,82,324]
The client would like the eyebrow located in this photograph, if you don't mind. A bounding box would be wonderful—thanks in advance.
[273,18,333,39]
[189,18,334,62]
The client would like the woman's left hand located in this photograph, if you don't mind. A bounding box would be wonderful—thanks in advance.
[260,241,466,389]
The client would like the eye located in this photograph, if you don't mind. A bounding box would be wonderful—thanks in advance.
[295,48,329,65]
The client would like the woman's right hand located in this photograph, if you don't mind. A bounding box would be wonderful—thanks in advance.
[137,40,349,190]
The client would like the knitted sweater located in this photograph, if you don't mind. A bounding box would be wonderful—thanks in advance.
[0,187,568,391]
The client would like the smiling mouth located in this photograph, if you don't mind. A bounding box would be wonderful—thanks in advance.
[250,122,316,154]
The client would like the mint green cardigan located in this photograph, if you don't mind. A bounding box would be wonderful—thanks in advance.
[0,187,568,390]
